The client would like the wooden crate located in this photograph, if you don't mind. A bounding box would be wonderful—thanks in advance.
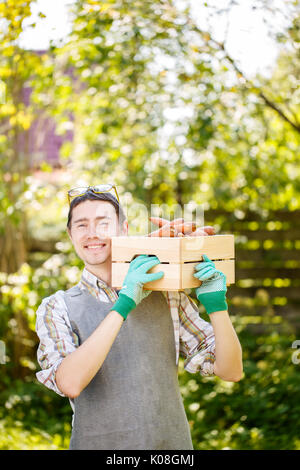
[111,235,235,291]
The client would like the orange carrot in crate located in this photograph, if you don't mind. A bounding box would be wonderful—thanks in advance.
[189,226,215,236]
[148,223,177,237]
[170,222,197,234]
[149,217,196,235]
[149,217,184,227]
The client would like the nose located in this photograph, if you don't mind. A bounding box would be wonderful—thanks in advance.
[86,223,98,238]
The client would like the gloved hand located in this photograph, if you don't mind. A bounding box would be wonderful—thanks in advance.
[111,255,164,320]
[193,254,228,314]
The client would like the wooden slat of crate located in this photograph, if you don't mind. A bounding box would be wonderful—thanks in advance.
[112,236,181,263]
[181,260,235,288]
[111,235,235,263]
[180,235,234,262]
[112,262,182,290]
[112,260,234,291]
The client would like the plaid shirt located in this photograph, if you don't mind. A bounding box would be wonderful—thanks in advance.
[35,268,216,397]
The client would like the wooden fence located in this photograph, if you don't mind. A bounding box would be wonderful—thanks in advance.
[204,209,300,332]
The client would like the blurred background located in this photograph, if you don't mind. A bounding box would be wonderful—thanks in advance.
[0,0,300,449]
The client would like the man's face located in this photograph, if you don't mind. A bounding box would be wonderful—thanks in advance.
[67,200,127,268]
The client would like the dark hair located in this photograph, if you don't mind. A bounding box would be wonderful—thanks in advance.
[67,190,127,230]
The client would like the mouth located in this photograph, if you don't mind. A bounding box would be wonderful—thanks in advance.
[84,243,107,252]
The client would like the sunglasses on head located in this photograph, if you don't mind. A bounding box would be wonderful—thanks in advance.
[67,184,119,205]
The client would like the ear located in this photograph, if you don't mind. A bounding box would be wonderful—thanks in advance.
[121,220,129,235]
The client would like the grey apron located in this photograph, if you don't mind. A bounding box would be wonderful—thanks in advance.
[63,286,193,450]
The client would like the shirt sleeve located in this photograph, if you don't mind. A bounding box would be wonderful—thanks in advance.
[178,291,216,376]
[35,291,78,397]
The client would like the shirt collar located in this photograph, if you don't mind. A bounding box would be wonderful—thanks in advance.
[81,267,111,292]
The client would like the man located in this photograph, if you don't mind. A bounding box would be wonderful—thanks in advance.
[35,185,243,450]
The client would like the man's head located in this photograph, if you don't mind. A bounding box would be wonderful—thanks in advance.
[67,190,128,272]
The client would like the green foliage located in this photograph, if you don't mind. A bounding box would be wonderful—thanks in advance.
[0,256,80,449]
[0,0,53,272]
[0,255,82,380]
[1,0,300,451]
[0,380,72,450]
[32,0,299,213]
[179,325,300,450]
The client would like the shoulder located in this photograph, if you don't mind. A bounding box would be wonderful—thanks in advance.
[36,289,68,319]
[37,283,82,308]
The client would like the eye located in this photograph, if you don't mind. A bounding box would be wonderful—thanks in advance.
[97,221,109,227]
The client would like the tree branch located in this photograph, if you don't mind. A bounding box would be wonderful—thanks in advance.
[258,91,300,133]
[187,18,300,135]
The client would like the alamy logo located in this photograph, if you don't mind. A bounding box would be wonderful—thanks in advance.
[291,340,300,365]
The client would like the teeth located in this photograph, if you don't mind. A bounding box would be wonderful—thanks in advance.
[86,245,104,248]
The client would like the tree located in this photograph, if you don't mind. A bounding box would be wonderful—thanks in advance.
[0,0,47,273]
[187,0,300,134]
[45,0,221,211]
[47,0,299,219]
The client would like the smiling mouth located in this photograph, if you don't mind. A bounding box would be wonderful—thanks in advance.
[84,243,106,250]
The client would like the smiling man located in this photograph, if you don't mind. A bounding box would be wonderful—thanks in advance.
[35,185,243,450]
[68,199,121,285]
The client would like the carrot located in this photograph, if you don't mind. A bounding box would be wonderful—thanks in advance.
[170,222,197,234]
[169,218,185,227]
[202,226,215,235]
[149,217,184,227]
[189,226,215,236]
[148,223,177,237]
[189,228,208,236]
[148,217,215,236]
[149,217,169,227]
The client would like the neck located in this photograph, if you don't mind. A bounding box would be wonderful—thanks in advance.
[84,257,112,287]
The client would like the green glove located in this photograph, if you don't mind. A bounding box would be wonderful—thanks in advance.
[111,255,164,320]
[194,254,228,314]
